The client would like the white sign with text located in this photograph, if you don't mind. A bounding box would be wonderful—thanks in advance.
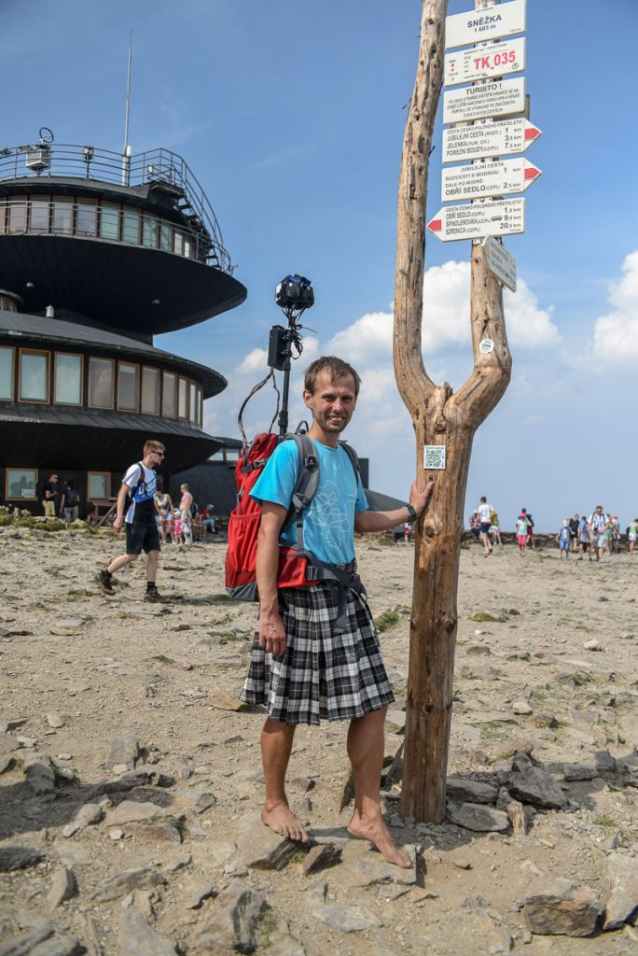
[443,77,525,124]
[444,37,526,87]
[445,0,526,50]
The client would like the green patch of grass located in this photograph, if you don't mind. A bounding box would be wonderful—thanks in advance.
[375,609,401,632]
[593,814,617,828]
[289,850,307,865]
[571,672,593,686]
[259,909,279,940]
[219,633,249,646]
[469,612,508,623]
[143,655,175,665]
[507,652,531,662]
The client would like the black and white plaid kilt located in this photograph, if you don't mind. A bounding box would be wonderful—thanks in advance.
[240,583,394,726]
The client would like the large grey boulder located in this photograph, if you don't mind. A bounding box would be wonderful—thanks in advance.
[89,868,166,903]
[447,802,510,832]
[236,814,300,870]
[197,880,266,953]
[446,776,498,805]
[119,911,177,955]
[501,753,568,809]
[523,879,601,937]
[23,752,56,794]
[603,853,638,930]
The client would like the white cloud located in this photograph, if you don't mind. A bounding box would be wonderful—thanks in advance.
[237,347,268,374]
[592,251,638,363]
[327,260,558,363]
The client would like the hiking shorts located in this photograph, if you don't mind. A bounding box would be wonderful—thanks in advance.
[125,522,161,555]
[240,583,394,726]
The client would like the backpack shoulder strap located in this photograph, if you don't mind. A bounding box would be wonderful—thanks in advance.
[338,440,360,478]
[280,434,320,550]
[289,434,320,513]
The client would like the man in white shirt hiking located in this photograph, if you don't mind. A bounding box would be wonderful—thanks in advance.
[94,439,168,602]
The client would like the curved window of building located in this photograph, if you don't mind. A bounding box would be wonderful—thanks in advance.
[30,198,50,232]
[6,468,38,501]
[76,200,97,237]
[52,198,73,235]
[8,198,27,234]
[141,366,160,416]
[122,209,140,245]
[189,382,197,423]
[100,203,120,241]
[178,377,188,419]
[117,362,139,412]
[142,216,158,249]
[88,357,115,408]
[0,347,14,400]
[162,371,177,418]
[198,387,204,426]
[160,222,172,253]
[54,353,83,405]
[174,232,184,257]
[19,350,49,402]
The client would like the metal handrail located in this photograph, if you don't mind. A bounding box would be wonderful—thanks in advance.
[0,143,233,273]
[0,197,219,267]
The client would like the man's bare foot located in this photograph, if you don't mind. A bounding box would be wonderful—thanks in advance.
[348,813,411,868]
[261,801,308,842]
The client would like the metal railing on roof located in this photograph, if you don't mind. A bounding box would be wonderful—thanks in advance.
[0,142,233,274]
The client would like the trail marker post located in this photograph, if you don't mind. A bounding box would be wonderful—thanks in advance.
[395,0,539,822]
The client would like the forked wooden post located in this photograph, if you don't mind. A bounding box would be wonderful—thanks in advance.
[394,0,512,822]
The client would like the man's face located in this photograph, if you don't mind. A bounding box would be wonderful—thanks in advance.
[303,371,357,435]
[51,476,58,484]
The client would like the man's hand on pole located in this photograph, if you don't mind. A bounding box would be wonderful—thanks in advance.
[409,478,434,517]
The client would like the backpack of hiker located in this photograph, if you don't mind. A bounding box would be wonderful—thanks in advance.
[225,431,360,607]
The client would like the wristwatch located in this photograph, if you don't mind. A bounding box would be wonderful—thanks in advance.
[405,504,418,523]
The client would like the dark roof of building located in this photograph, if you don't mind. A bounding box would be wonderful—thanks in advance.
[0,403,219,472]
[0,310,227,398]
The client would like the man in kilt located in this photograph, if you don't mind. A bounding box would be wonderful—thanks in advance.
[241,356,432,867]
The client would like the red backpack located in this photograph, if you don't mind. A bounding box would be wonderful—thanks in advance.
[225,434,361,617]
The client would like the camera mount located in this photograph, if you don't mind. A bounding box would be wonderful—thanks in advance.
[269,275,314,437]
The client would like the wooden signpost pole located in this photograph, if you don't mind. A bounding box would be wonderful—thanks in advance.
[395,0,512,822]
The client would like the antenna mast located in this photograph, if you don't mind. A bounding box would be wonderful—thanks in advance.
[122,32,133,185]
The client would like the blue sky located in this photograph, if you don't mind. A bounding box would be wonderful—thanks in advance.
[3,0,638,531]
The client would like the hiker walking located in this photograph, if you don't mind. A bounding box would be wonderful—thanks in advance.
[240,356,432,867]
[588,506,611,562]
[477,496,493,556]
[94,440,168,602]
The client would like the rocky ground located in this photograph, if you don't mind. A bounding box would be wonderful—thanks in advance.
[1,523,638,956]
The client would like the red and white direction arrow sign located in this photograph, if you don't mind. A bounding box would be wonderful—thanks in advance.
[444,37,526,87]
[427,198,526,242]
[443,78,525,125]
[443,118,541,164]
[445,0,526,50]
[442,158,541,202]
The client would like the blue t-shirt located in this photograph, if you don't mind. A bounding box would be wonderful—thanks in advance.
[251,439,368,564]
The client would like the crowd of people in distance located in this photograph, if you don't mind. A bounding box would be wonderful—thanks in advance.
[556,509,637,561]
[469,499,637,560]
[34,472,217,546]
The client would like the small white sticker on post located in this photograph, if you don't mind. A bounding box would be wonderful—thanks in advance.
[424,445,447,470]
[480,338,495,354]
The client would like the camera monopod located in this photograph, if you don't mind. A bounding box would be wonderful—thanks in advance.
[237,274,315,445]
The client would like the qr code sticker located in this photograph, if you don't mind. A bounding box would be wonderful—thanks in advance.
[424,445,446,470]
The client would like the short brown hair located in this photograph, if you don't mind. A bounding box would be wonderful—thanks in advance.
[304,356,361,396]
[143,440,165,456]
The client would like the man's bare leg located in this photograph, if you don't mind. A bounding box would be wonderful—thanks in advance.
[261,718,308,842]
[106,552,139,575]
[347,708,410,867]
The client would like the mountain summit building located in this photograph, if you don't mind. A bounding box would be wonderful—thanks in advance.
[0,131,246,511]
